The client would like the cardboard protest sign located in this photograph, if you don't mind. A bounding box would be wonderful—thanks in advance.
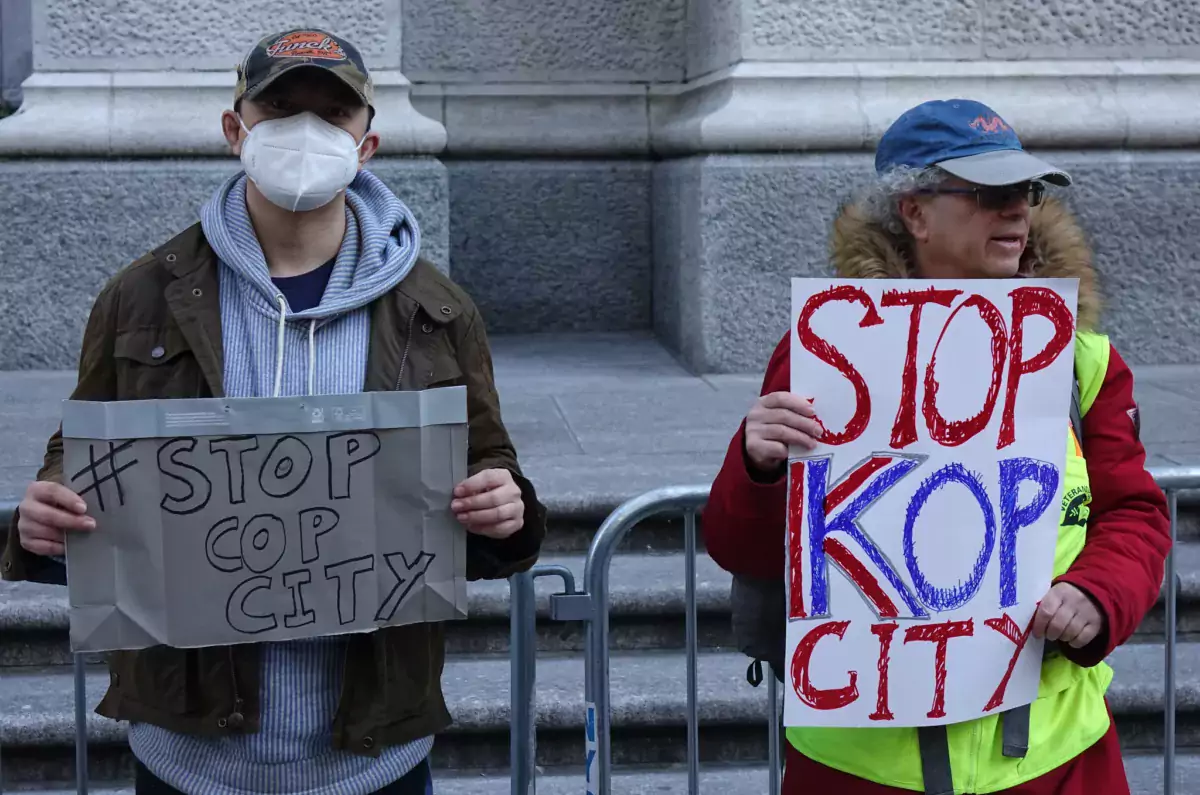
[784,279,1079,728]
[60,387,469,652]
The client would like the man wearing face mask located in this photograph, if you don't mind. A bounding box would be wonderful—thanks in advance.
[2,29,547,795]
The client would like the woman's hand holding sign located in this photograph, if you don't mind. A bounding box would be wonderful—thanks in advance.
[744,392,824,476]
[1034,582,1106,649]
[452,468,525,539]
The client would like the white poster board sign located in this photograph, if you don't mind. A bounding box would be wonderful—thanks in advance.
[61,388,470,652]
[784,278,1078,728]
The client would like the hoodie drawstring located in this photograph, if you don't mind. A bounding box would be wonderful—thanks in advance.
[273,295,287,398]
[272,294,319,398]
[308,319,316,396]
[273,295,286,398]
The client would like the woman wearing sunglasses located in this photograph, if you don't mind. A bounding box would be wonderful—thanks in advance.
[703,99,1171,795]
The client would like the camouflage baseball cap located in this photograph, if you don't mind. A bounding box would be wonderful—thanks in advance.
[234,29,374,109]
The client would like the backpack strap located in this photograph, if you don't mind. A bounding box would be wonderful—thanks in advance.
[1001,703,1032,758]
[1070,376,1083,452]
[917,726,955,795]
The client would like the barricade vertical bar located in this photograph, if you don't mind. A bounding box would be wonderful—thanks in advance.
[684,510,700,794]
[768,675,780,794]
[582,488,708,794]
[1164,489,1178,795]
[510,571,537,795]
[584,545,613,795]
[73,653,88,795]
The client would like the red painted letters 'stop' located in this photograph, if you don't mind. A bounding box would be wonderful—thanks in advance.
[796,286,883,446]
[923,294,1009,447]
[997,287,1075,449]
[880,288,960,449]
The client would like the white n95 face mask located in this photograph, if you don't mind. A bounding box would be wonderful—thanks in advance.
[239,112,365,212]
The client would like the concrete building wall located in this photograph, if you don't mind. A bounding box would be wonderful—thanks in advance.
[1,0,1198,372]
[32,0,399,71]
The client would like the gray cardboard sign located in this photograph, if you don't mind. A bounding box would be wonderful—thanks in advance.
[60,387,469,652]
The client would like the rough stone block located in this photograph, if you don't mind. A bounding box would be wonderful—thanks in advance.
[654,152,1200,373]
[654,154,869,372]
[402,0,686,82]
[1049,151,1200,366]
[34,0,400,71]
[984,0,1200,59]
[746,0,983,60]
[687,0,743,79]
[652,159,705,362]
[0,157,448,370]
[447,161,653,335]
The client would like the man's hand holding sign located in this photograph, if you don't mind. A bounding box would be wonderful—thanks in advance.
[782,277,1083,727]
[452,468,526,539]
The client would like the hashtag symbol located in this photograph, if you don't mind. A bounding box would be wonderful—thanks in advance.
[70,440,138,511]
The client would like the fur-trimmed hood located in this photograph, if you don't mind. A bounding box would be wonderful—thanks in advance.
[829,197,1100,331]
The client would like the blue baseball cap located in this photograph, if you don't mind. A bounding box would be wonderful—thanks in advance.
[875,99,1071,187]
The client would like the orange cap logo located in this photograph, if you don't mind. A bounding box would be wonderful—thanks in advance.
[267,32,348,60]
[968,115,1011,134]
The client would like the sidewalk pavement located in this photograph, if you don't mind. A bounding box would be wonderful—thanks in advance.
[2,331,1199,509]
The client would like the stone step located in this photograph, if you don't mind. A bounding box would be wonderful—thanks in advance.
[6,754,1200,795]
[5,542,1198,668]
[0,644,1196,786]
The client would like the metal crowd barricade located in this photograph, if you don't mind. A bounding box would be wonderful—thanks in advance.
[3,462,1197,795]
[524,468,1198,795]
[539,485,778,795]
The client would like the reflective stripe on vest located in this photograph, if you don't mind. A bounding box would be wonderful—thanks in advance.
[785,331,1113,794]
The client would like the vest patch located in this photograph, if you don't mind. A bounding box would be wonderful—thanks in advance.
[1062,483,1091,528]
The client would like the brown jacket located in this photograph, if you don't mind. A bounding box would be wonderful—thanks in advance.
[2,222,548,755]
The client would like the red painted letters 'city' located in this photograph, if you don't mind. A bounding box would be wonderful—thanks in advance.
[983,611,1038,711]
[870,622,900,721]
[791,620,860,710]
[903,620,975,719]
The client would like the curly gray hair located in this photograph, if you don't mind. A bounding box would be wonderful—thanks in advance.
[854,165,950,236]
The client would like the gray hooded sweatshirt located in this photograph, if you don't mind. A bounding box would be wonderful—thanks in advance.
[126,170,432,795]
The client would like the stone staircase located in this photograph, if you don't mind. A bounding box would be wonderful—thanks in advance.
[2,335,1199,794]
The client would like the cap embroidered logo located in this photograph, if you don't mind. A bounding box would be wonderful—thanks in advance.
[969,115,1012,135]
[266,32,348,60]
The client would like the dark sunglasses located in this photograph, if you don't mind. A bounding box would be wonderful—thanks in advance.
[915,180,1045,211]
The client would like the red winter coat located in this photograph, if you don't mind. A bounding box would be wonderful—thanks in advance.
[703,198,1171,793]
